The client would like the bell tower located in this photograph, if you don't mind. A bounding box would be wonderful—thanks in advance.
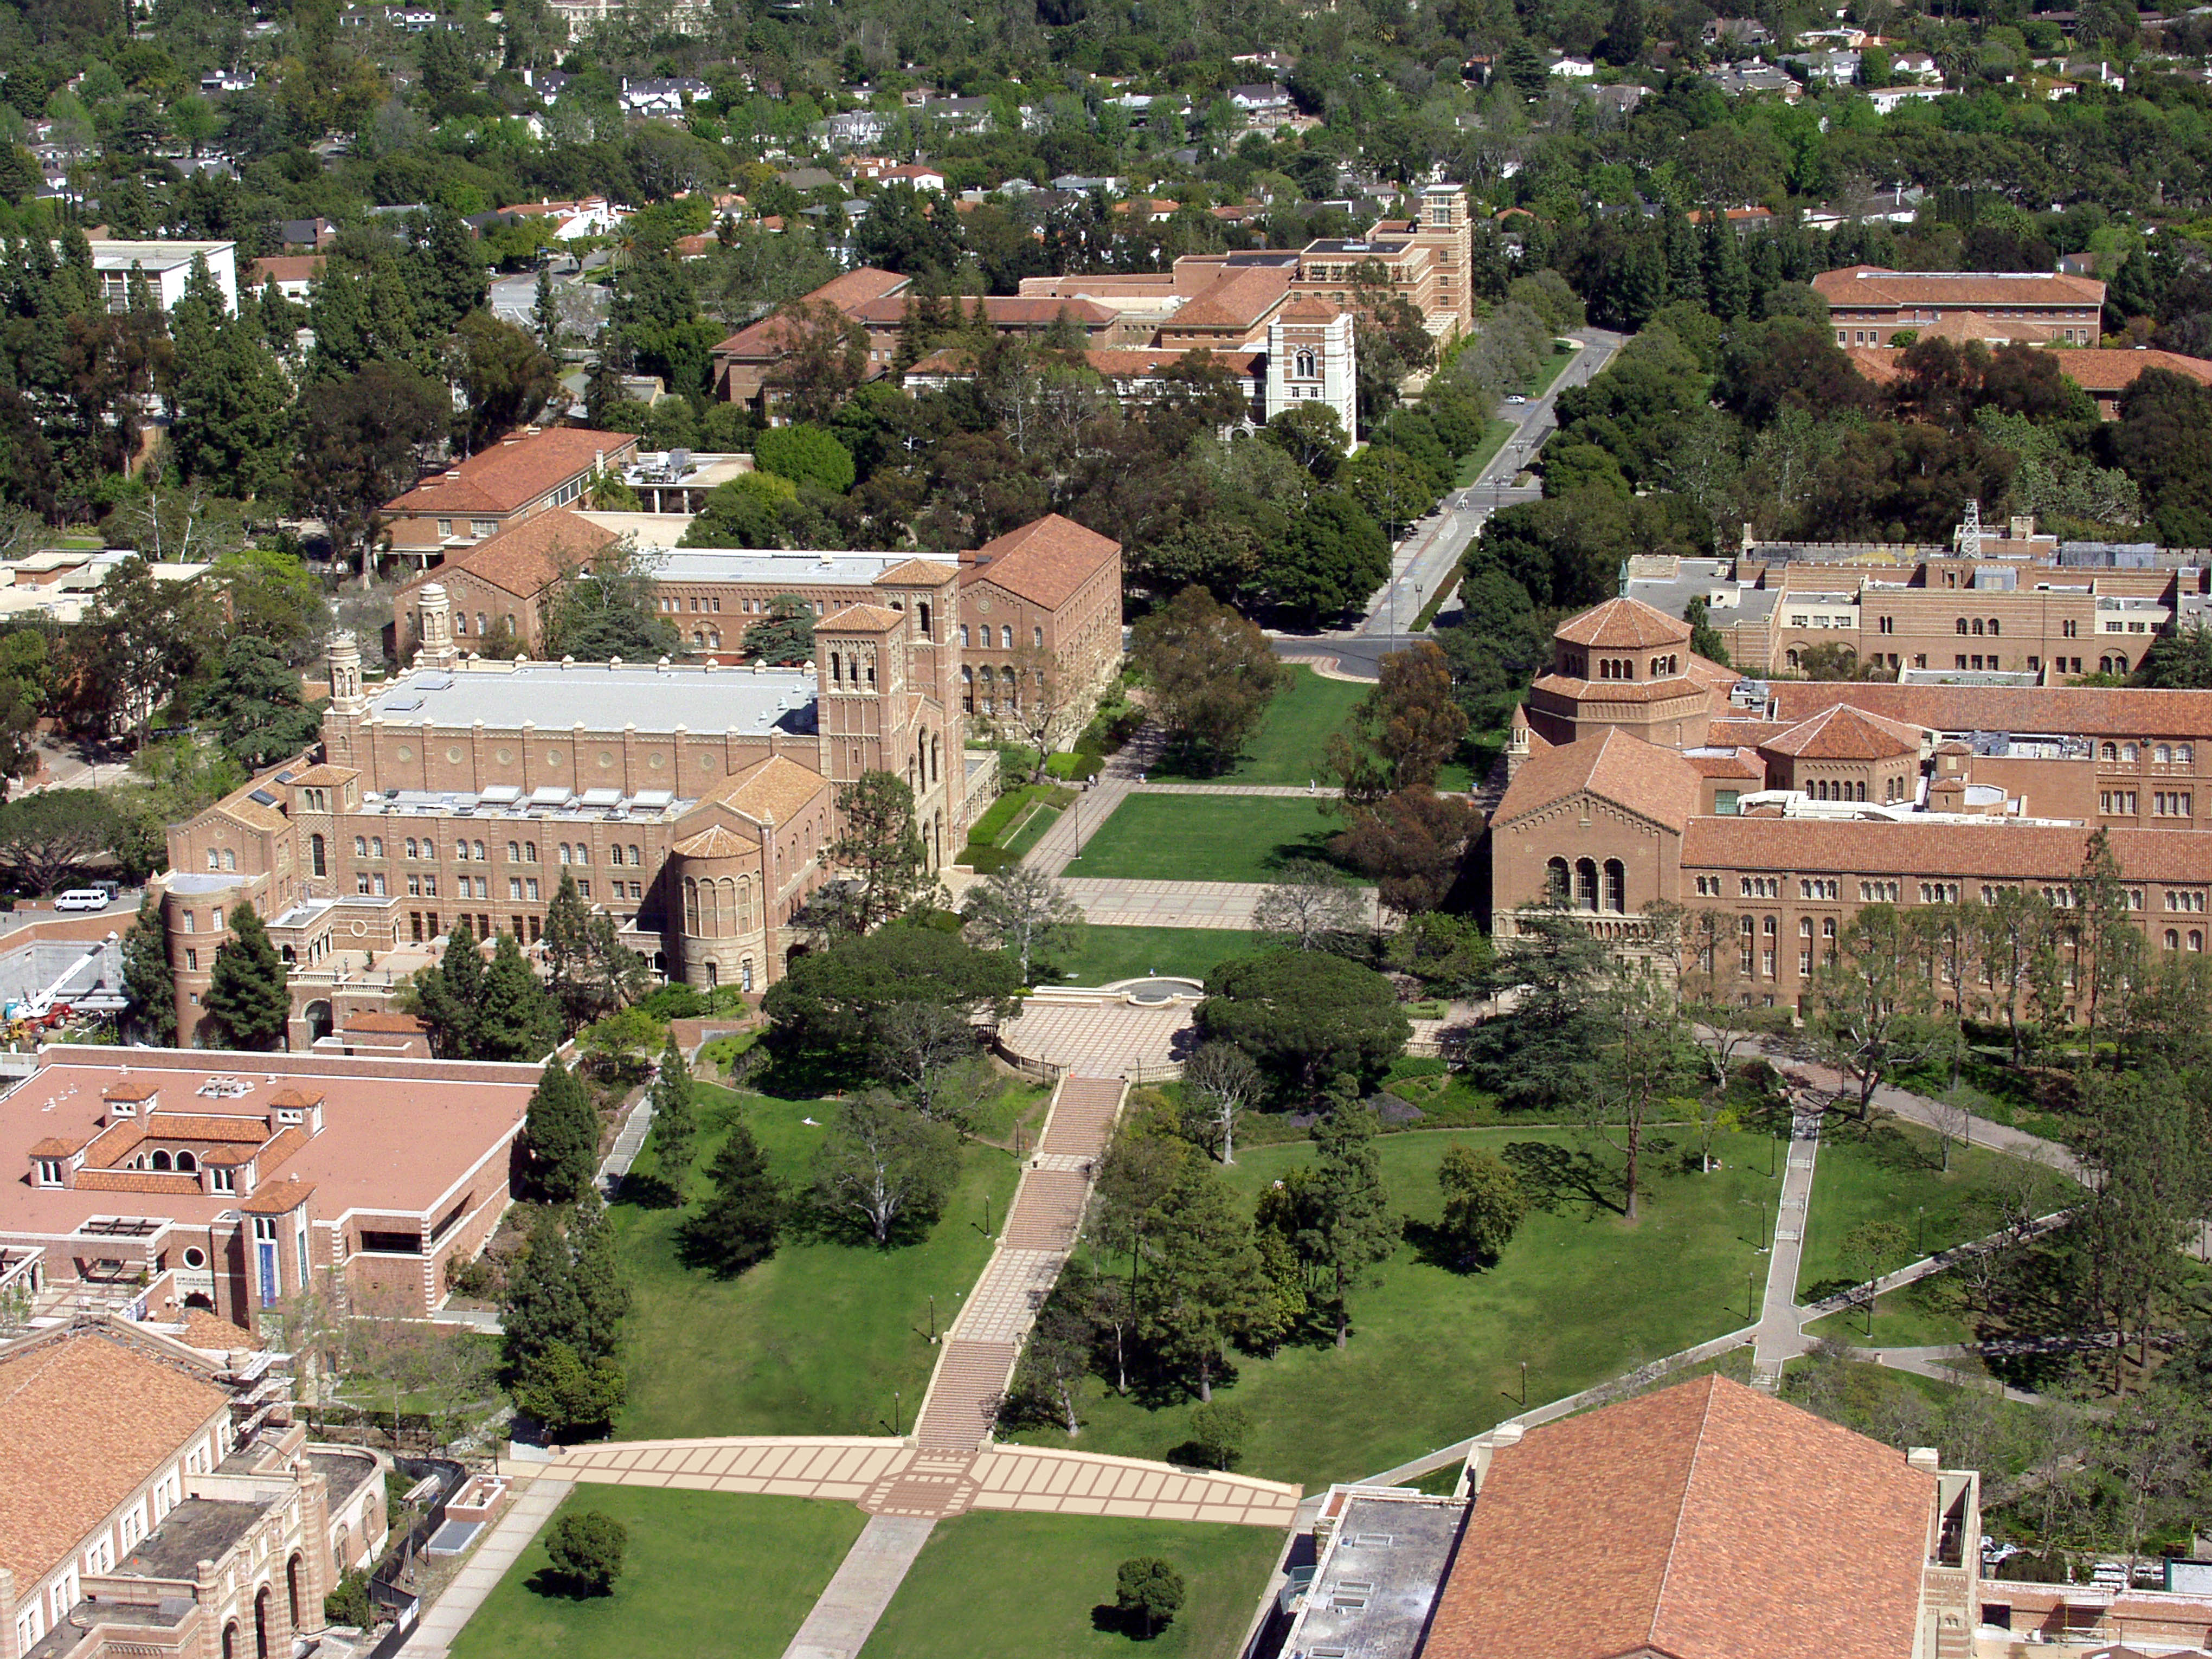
[417,582,460,671]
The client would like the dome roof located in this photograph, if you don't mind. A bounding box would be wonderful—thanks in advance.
[1555,597,1694,652]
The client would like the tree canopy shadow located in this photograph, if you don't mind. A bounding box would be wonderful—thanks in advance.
[524,1569,610,1602]
[613,1172,681,1211]
[1502,1140,1625,1217]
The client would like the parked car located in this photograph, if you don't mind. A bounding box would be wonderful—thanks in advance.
[1506,393,1528,404]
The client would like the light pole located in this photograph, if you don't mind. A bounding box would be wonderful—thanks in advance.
[892,1388,902,1437]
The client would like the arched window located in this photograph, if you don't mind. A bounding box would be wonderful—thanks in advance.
[223,848,237,871]
[1786,650,1800,668]
[310,834,326,877]
[919,601,931,636]
[1988,618,2001,636]
[507,841,520,861]
[254,1587,270,1659]
[1956,619,1969,635]
[2115,655,2129,674]
[178,1151,197,1172]
[2195,930,2206,953]
[1001,625,1013,649]
[684,878,699,935]
[2102,742,2118,761]
[959,624,970,647]
[1970,619,1984,636]
[1574,858,1599,911]
[151,1149,172,1170]
[629,844,641,866]
[2167,929,2180,950]
[354,836,366,856]
[1546,857,1570,904]
[2123,743,2139,763]
[2181,745,2196,765]
[525,841,537,863]
[2156,744,2172,763]
[1602,859,1625,913]
[558,844,571,864]
[831,651,843,683]
[287,1557,302,1635]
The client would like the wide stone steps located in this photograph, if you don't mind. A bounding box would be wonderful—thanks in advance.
[912,1338,1018,1451]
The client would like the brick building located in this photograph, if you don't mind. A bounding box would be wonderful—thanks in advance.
[2,1046,538,1331]
[1421,1375,1981,1659]
[0,1321,384,1659]
[379,427,640,565]
[955,515,1126,722]
[1487,594,2212,1010]
[1814,265,2106,348]
[164,555,995,1034]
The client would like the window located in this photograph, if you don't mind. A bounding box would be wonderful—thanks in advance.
[471,519,497,539]
[354,835,367,857]
[211,908,223,930]
[507,841,520,861]
[525,841,537,862]
[2062,618,2078,638]
[2101,790,2139,815]
[2157,792,2193,818]
[959,624,970,647]
[509,877,523,900]
[526,878,539,901]
[371,837,383,858]
[1001,625,1013,649]
[185,948,198,970]
[1033,625,1044,648]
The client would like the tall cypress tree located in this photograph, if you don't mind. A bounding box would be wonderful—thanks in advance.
[478,931,560,1060]
[525,1059,600,1203]
[568,1197,629,1357]
[120,893,175,1046]
[651,1037,696,1195]
[689,1116,781,1274]
[205,903,291,1050]
[417,919,486,1059]
[502,1206,586,1372]
[1300,1104,1401,1349]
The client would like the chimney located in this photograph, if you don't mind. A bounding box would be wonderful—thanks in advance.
[1907,1446,1940,1473]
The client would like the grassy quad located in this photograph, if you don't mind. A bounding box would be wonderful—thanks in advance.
[613,1084,1018,1441]
[446,1487,866,1659]
[1071,794,1345,884]
[1153,666,1365,787]
[1043,924,1269,987]
[1793,1118,2063,1304]
[856,1512,1284,1659]
[1012,1126,1786,1492]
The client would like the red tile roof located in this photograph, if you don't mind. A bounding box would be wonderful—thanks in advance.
[1761,703,1925,760]
[1491,726,1702,832]
[0,1329,230,1588]
[1165,264,1293,331]
[241,1176,317,1214]
[384,428,635,518]
[248,254,325,286]
[959,514,1123,610]
[1555,595,1694,650]
[1814,265,2106,310]
[1423,1374,1937,1659]
[1851,343,2212,396]
[397,507,620,604]
[1683,818,2212,883]
[1766,680,2212,741]
[338,1014,425,1035]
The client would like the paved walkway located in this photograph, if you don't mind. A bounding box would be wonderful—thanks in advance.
[1750,1104,1823,1388]
[1130,782,1345,798]
[782,1514,936,1659]
[995,998,1192,1078]
[914,1076,1127,1451]
[397,1472,572,1659]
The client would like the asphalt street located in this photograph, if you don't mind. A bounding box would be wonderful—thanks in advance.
[1274,326,1628,676]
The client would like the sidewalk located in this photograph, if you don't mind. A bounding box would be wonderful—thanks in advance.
[1751,1106,1822,1387]
[782,1514,937,1659]
[396,1471,572,1659]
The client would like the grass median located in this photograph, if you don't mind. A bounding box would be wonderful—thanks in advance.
[1069,794,1344,884]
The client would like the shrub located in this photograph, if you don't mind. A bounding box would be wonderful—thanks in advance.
[636,982,706,1020]
[545,1510,628,1596]
[445,1253,500,1298]
[324,1568,373,1628]
[1186,1401,1251,1470]
[753,423,856,493]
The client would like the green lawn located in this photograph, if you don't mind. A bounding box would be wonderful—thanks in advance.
[1155,667,1364,786]
[857,1512,1283,1659]
[1804,1281,1980,1348]
[614,1084,1019,1439]
[1070,794,1344,884]
[1795,1118,2064,1303]
[1451,416,1520,489]
[1043,924,1269,987]
[447,1486,865,1659]
[1013,1127,1782,1490]
[1527,341,1575,399]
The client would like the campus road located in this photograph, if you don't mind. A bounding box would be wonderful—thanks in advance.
[1272,326,1628,677]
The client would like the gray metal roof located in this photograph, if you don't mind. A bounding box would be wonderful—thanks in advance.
[367,661,819,736]
[650,547,954,586]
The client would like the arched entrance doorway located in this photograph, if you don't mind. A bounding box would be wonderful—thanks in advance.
[304,1001,334,1043]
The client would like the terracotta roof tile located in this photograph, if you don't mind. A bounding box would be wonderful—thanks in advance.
[708,755,831,827]
[1687,747,1767,779]
[265,1086,329,1107]
[1814,264,2106,310]
[398,507,620,605]
[335,1014,423,1035]
[384,428,634,518]
[241,1176,316,1214]
[1164,264,1291,330]
[103,1081,161,1102]
[73,1169,207,1194]
[1683,818,2212,883]
[872,557,956,586]
[1424,1375,1936,1659]
[29,1135,83,1156]
[0,1330,230,1587]
[958,514,1122,610]
[1766,680,2212,741]
[819,602,906,633]
[1554,595,1694,650]
[1761,704,1925,760]
[176,1309,261,1352]
[1491,726,1701,832]
[712,268,909,353]
[671,822,755,858]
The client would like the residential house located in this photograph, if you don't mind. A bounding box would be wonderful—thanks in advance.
[489,195,627,241]
[246,255,325,303]
[83,239,239,313]
[618,75,710,117]
[1864,83,1953,112]
[378,425,639,563]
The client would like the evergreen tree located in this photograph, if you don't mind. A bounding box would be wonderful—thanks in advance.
[411,206,490,338]
[532,262,561,352]
[502,1203,628,1434]
[502,1206,587,1372]
[568,1195,629,1356]
[415,918,485,1059]
[1301,1104,1401,1348]
[650,1036,696,1194]
[1140,1163,1272,1402]
[120,893,175,1045]
[477,931,561,1060]
[689,1115,782,1274]
[524,1059,600,1203]
[204,902,291,1050]
[542,870,596,1031]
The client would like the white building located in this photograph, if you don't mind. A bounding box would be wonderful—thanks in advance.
[1265,302,1357,441]
[84,239,238,313]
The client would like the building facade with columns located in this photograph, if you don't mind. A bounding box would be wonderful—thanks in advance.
[1487,595,2212,1013]
[158,576,979,1041]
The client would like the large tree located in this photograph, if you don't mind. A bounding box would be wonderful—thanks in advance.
[475,931,562,1060]
[202,636,323,769]
[1326,642,1468,802]
[1809,904,1944,1117]
[204,902,290,1050]
[541,540,679,664]
[1266,491,1391,624]
[523,1058,601,1204]
[764,927,1020,1079]
[0,790,119,895]
[649,1036,696,1195]
[1140,1163,1274,1401]
[820,771,931,934]
[1196,949,1410,1103]
[1330,789,1480,917]
[811,1090,961,1245]
[961,864,1083,983]
[542,871,650,1032]
[1129,586,1285,775]
[1300,1104,1401,1347]
[293,363,448,586]
[689,1114,782,1274]
[742,593,815,665]
[120,892,175,1045]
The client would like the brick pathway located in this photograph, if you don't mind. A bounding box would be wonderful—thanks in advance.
[782,1514,937,1659]
[994,998,1192,1077]
[545,1436,1300,1527]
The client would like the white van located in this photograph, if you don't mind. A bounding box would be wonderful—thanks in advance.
[55,889,111,912]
